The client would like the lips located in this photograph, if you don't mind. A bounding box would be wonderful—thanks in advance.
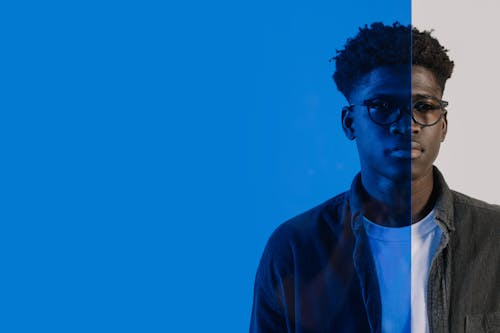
[411,141,423,150]
[389,141,423,159]
[411,141,423,159]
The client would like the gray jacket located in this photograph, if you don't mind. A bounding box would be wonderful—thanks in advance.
[430,167,500,332]
[250,167,500,333]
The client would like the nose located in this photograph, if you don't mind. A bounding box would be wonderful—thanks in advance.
[389,108,412,135]
[411,115,422,134]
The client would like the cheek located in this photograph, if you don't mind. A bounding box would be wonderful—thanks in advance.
[422,128,444,158]
[355,115,386,140]
[356,127,389,157]
[440,121,447,142]
[428,141,442,159]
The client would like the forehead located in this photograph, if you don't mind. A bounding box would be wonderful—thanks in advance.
[349,65,442,102]
[412,65,442,99]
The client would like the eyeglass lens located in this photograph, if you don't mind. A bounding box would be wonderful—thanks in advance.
[366,98,444,126]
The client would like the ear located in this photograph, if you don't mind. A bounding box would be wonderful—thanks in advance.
[342,106,356,140]
[440,112,448,142]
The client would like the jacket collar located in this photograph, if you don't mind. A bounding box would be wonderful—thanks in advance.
[346,166,455,232]
[346,173,381,333]
[432,166,455,232]
[347,173,364,233]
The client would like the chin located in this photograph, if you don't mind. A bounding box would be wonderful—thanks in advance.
[411,160,434,181]
[382,164,412,183]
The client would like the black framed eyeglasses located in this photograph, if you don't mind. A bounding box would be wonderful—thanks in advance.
[349,96,448,127]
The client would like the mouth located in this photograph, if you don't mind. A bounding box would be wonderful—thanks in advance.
[389,141,424,159]
[411,141,423,159]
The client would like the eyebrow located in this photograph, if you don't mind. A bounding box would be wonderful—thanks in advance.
[367,93,440,101]
[363,93,441,103]
[367,93,401,99]
[412,93,437,99]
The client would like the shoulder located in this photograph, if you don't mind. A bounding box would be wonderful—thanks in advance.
[256,192,348,277]
[268,192,348,249]
[452,190,500,217]
[451,190,500,235]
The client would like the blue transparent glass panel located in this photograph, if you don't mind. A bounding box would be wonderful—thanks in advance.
[1,0,410,332]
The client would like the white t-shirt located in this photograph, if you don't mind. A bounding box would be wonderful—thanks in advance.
[363,210,442,333]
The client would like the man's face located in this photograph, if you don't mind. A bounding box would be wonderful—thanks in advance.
[411,65,447,181]
[342,64,447,183]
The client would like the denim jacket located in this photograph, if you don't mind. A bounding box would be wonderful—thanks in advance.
[250,167,500,333]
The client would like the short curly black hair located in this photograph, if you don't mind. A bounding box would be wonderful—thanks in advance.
[332,22,454,99]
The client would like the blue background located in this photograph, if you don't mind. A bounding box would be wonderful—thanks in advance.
[1,0,409,331]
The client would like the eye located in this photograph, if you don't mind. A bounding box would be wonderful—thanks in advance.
[413,100,440,113]
[365,99,391,112]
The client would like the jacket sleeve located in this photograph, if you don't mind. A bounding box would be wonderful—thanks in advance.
[249,227,292,333]
[249,272,288,333]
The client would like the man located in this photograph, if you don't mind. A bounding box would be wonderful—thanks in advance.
[250,23,500,333]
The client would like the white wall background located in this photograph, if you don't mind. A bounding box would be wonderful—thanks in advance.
[413,0,500,204]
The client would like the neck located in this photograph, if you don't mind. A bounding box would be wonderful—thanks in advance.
[411,168,435,223]
[360,172,411,227]
[360,168,436,227]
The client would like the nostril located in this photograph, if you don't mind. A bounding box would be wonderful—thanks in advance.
[389,117,412,135]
